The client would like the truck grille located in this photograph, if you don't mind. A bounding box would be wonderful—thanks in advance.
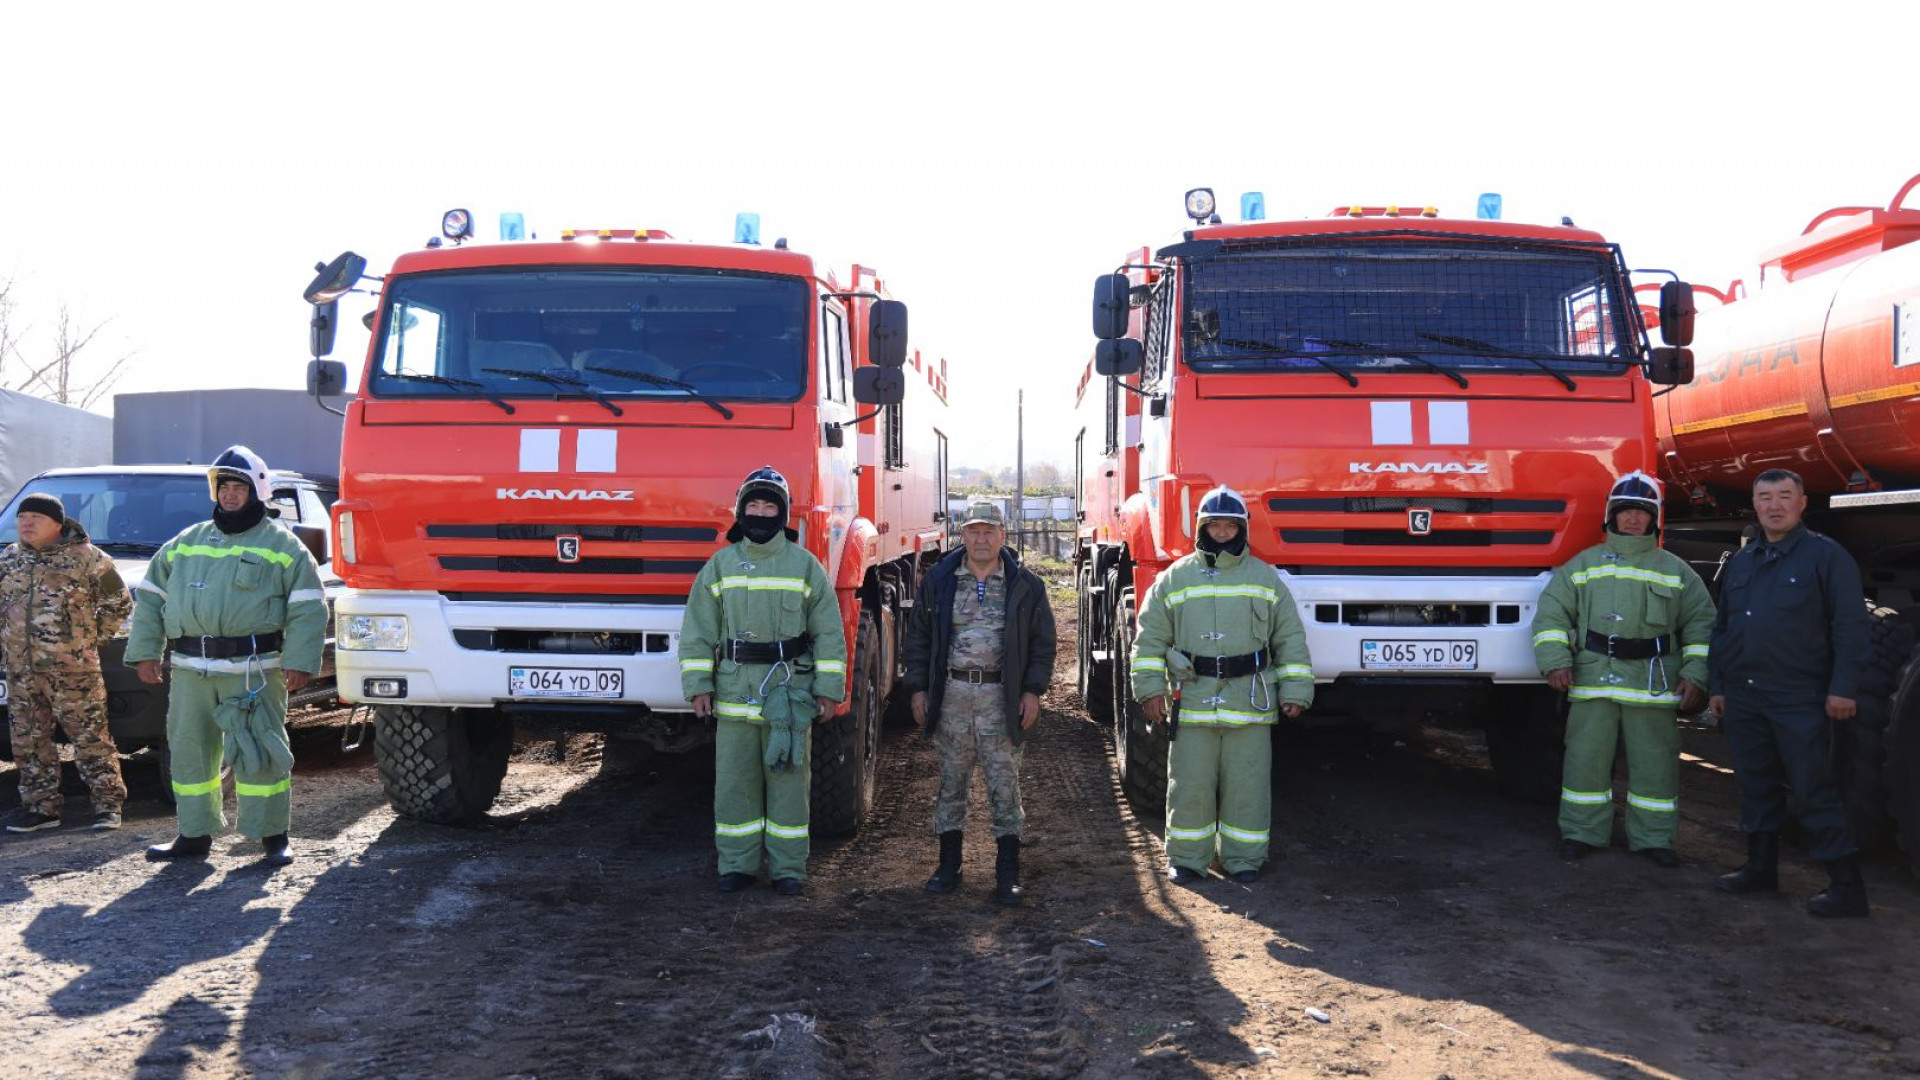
[1267,497,1565,514]
[438,556,707,575]
[1278,530,1555,547]
[427,524,717,542]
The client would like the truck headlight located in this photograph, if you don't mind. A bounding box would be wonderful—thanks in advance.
[339,614,409,651]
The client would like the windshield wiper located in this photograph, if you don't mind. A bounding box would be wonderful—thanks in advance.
[481,368,623,416]
[581,365,735,420]
[96,541,161,555]
[385,371,516,414]
[1416,332,1577,391]
[1312,338,1469,389]
[1209,338,1360,387]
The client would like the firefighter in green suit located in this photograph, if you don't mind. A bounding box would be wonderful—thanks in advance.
[1131,486,1313,885]
[1532,470,1715,866]
[680,467,848,896]
[129,446,327,867]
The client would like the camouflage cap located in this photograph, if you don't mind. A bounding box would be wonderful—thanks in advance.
[960,501,1006,527]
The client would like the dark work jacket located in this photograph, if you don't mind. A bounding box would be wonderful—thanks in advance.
[1710,524,1869,701]
[902,546,1057,746]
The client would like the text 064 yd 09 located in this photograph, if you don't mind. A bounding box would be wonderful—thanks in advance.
[507,666,625,699]
[1360,640,1479,671]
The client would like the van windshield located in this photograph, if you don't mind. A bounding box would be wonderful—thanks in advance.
[1177,238,1638,375]
[367,268,810,403]
[0,475,211,551]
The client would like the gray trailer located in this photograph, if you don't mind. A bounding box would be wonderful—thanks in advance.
[0,389,113,502]
[113,388,345,473]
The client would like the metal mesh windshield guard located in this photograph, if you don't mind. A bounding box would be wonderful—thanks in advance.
[1178,234,1640,375]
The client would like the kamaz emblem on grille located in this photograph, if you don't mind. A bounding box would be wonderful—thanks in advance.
[1408,508,1433,536]
[556,535,582,564]
[1349,462,1490,475]
[495,488,636,501]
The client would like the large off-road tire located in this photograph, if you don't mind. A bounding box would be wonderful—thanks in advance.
[1881,641,1920,878]
[373,705,513,824]
[812,613,881,837]
[1484,685,1566,805]
[1837,603,1914,854]
[1076,566,1113,726]
[1110,590,1168,813]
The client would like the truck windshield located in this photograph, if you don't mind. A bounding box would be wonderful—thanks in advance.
[368,269,810,403]
[1178,239,1637,375]
[0,475,211,551]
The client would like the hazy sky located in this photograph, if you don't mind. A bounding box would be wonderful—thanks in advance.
[1,0,1914,468]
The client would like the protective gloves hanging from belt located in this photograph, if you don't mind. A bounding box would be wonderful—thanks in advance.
[761,662,819,772]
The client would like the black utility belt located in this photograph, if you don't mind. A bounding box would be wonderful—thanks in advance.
[1190,649,1269,679]
[724,634,812,664]
[170,632,285,659]
[1583,631,1671,660]
[948,668,1003,684]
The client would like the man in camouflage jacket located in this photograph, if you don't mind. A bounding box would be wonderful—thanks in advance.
[1,493,133,833]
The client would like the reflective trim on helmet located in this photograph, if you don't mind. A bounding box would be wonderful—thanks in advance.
[1626,792,1677,813]
[1195,485,1251,525]
[1560,787,1612,805]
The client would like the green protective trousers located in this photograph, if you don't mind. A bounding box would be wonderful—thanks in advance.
[1166,723,1272,874]
[167,666,292,839]
[713,716,811,881]
[1558,698,1680,851]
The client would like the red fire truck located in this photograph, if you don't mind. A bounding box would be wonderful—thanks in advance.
[1650,175,1920,870]
[302,211,951,830]
[1077,189,1693,806]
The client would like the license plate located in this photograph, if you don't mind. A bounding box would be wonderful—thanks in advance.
[507,666,623,699]
[0,675,8,706]
[1361,639,1478,670]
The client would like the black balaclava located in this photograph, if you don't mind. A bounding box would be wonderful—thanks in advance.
[212,471,267,535]
[728,484,792,545]
[1195,519,1247,564]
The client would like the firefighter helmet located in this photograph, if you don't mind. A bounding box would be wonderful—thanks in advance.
[1604,470,1663,531]
[207,445,271,504]
[1194,485,1250,528]
[735,465,790,521]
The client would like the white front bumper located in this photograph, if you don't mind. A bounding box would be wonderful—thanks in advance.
[1276,570,1552,683]
[334,590,690,709]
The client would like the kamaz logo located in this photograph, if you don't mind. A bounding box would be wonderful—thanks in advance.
[495,488,636,501]
[1349,462,1490,475]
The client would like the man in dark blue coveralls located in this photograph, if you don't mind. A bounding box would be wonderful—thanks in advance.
[1709,469,1871,917]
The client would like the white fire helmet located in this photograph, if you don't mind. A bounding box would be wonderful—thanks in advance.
[1195,485,1250,528]
[207,445,271,504]
[1604,470,1664,532]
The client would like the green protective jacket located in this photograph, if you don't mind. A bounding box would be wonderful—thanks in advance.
[678,533,849,718]
[1531,530,1715,707]
[0,519,131,674]
[124,517,327,674]
[1130,548,1313,724]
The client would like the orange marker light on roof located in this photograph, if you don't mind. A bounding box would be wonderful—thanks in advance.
[1385,205,1401,217]
[1423,206,1439,218]
[1348,206,1365,218]
[560,229,577,241]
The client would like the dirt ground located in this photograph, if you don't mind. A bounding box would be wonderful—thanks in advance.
[3,589,1917,1080]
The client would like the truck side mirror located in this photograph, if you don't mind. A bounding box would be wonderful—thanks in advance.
[305,251,368,305]
[1092,274,1130,340]
[1649,346,1694,386]
[1095,338,1143,377]
[868,300,908,368]
[292,523,329,566]
[853,366,905,405]
[309,359,348,396]
[1658,281,1696,347]
[310,301,338,359]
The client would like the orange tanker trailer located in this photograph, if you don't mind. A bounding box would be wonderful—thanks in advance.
[1652,174,1920,874]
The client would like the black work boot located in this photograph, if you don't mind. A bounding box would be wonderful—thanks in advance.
[717,873,755,894]
[1807,857,1870,918]
[924,830,962,894]
[261,834,294,867]
[1714,831,1779,894]
[146,834,213,862]
[994,835,1024,906]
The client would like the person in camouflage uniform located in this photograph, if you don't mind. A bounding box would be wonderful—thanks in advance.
[679,467,847,897]
[1,493,133,833]
[903,501,1057,906]
[128,447,327,867]
[1131,486,1313,885]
